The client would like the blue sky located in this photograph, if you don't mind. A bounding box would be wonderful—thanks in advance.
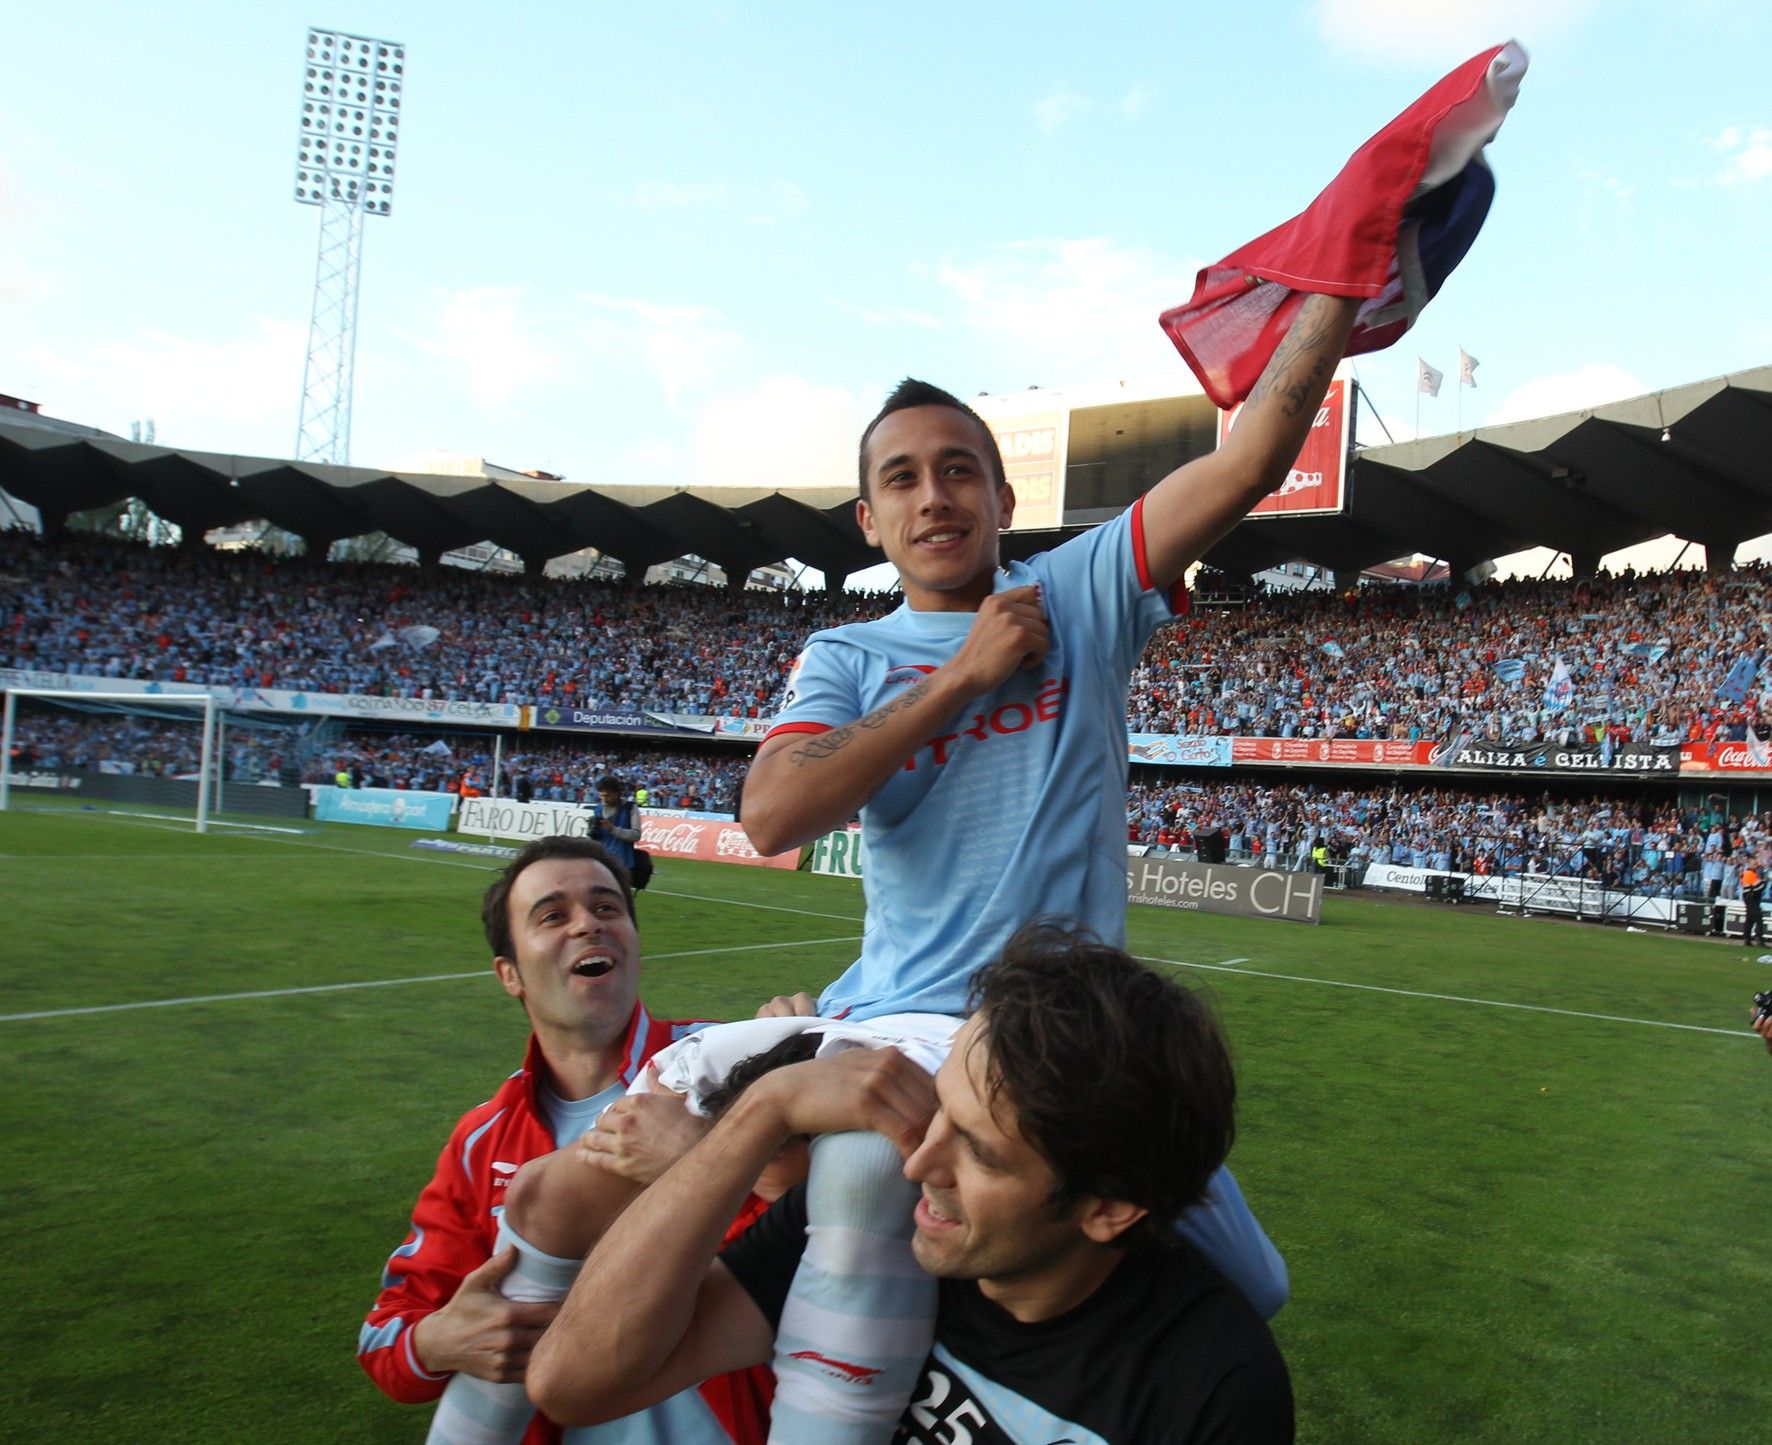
[3,1,1769,570]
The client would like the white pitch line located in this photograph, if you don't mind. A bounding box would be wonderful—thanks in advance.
[0,934,863,1023]
[1142,954,1751,1039]
[8,816,873,922]
[104,810,307,835]
[649,886,864,924]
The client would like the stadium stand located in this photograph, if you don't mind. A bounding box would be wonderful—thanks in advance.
[1132,566,1772,745]
[5,707,748,811]
[301,733,748,811]
[1126,778,1768,899]
[1,531,876,716]
[6,530,1768,745]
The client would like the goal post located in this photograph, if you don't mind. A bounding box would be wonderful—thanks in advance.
[0,688,219,832]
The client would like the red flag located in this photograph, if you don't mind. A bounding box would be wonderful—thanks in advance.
[1159,42,1526,409]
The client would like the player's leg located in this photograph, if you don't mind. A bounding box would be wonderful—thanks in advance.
[1175,1164,1290,1320]
[768,1130,935,1444]
[425,1155,639,1445]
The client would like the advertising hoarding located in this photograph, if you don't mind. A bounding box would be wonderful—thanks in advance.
[980,409,1067,531]
[456,797,798,870]
[1218,377,1352,518]
[1127,854,1321,924]
[808,826,866,878]
[314,785,456,830]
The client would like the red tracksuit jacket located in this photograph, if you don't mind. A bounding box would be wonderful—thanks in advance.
[358,1006,772,1444]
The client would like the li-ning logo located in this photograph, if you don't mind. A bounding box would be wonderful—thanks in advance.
[787,1351,882,1386]
[491,1161,519,1187]
[883,663,938,687]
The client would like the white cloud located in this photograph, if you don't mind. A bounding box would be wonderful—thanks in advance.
[1115,83,1155,119]
[0,255,54,307]
[1578,166,1636,215]
[577,293,742,413]
[827,298,943,330]
[629,177,808,223]
[1708,125,1772,186]
[632,180,733,210]
[685,375,872,488]
[1033,89,1091,133]
[1487,362,1648,425]
[409,287,562,409]
[612,435,684,486]
[930,236,1198,384]
[4,318,305,449]
[747,179,809,225]
[1314,0,1592,66]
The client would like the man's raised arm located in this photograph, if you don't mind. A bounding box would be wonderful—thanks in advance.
[1138,294,1360,592]
[526,1048,935,1425]
[740,589,1048,855]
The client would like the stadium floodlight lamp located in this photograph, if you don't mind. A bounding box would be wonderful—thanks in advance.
[291,27,405,467]
[294,28,403,215]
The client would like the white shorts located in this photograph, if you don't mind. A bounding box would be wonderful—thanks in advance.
[631,1012,961,1116]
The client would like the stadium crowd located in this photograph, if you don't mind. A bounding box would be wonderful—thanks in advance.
[1132,566,1772,745]
[5,704,750,810]
[7,708,286,782]
[1127,777,1772,896]
[304,732,749,811]
[2,531,875,718]
[5,531,1771,744]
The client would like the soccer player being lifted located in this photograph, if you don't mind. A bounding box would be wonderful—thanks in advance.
[457,311,1341,1445]
[723,314,1353,1436]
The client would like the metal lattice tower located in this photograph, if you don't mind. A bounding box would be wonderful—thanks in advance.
[293,28,404,466]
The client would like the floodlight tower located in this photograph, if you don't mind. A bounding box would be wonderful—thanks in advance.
[292,28,404,465]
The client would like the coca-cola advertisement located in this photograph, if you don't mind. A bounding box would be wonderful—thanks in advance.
[456,797,799,869]
[640,816,799,870]
[1220,378,1352,518]
[1679,740,1772,773]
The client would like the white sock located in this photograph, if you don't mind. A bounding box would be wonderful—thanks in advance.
[768,1131,935,1445]
[424,1220,578,1445]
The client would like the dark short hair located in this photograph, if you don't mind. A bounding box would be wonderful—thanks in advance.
[966,922,1235,1242]
[481,836,636,959]
[699,1030,824,1118]
[857,377,1006,498]
[595,775,622,795]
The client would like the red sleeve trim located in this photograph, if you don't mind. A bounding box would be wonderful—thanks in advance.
[762,721,834,742]
[1131,495,1153,592]
[1132,494,1190,615]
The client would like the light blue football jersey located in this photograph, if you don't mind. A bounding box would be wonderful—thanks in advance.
[770,505,1181,1020]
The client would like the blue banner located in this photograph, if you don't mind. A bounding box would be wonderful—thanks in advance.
[1127,734,1232,767]
[1718,654,1758,703]
[314,786,456,830]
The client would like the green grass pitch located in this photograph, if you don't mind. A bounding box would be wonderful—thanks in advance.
[2,802,1768,1441]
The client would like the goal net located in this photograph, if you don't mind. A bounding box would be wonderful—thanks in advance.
[1,688,219,832]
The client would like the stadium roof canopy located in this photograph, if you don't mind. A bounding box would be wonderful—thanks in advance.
[1198,361,1772,580]
[3,363,1769,585]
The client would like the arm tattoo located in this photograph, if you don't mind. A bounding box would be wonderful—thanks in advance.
[787,679,933,768]
[1245,296,1341,418]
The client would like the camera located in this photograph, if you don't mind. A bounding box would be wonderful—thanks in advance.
[1754,990,1772,1024]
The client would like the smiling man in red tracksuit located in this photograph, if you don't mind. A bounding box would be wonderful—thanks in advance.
[358,836,771,1444]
